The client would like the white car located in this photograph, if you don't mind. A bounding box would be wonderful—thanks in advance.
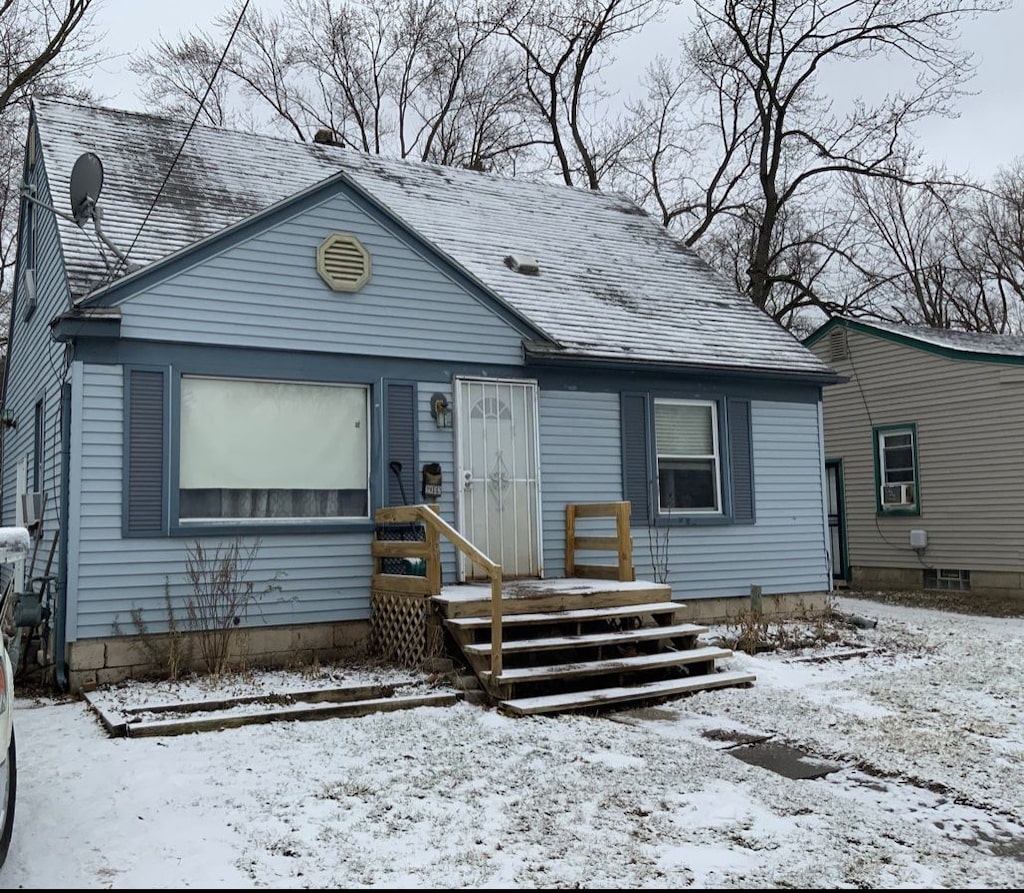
[0,525,29,871]
[0,639,13,868]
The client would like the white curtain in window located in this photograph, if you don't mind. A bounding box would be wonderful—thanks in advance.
[180,377,367,490]
[656,402,713,455]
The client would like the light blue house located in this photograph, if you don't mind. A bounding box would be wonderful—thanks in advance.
[2,100,839,693]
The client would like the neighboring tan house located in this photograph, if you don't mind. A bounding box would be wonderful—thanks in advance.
[805,316,1024,600]
[1,99,839,704]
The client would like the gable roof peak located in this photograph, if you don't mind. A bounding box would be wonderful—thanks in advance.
[31,97,834,378]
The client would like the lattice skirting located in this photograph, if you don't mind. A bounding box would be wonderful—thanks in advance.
[370,588,445,669]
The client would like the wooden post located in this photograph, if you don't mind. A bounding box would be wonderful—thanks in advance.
[565,504,577,577]
[490,569,503,679]
[616,501,634,582]
[425,522,441,596]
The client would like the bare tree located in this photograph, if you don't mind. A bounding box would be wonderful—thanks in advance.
[0,0,101,312]
[492,0,671,189]
[633,0,1006,326]
[128,31,238,128]
[847,164,977,328]
[619,42,757,241]
[131,0,536,171]
[966,158,1024,329]
[845,150,1024,334]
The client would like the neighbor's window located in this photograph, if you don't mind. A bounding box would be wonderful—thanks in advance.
[876,424,918,512]
[179,376,369,521]
[923,568,970,591]
[655,399,721,513]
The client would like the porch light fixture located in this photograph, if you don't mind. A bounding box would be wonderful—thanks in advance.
[430,392,452,429]
[0,408,16,430]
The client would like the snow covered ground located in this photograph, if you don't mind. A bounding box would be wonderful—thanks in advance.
[1,593,1022,889]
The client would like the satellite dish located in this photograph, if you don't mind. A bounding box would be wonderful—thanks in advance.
[70,152,104,226]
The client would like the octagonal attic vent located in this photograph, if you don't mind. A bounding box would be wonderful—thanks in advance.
[317,233,371,292]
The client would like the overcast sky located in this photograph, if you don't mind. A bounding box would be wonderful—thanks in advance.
[88,0,1024,183]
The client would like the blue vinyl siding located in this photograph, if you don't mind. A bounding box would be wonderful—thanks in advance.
[72,363,377,640]
[540,390,624,577]
[630,400,829,599]
[1,141,67,569]
[116,190,528,364]
[417,381,458,582]
[68,370,827,639]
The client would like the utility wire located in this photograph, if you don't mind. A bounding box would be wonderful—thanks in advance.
[105,0,251,285]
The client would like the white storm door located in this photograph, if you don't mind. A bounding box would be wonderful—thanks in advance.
[455,377,542,580]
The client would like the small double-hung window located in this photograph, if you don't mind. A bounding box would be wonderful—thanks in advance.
[875,424,918,513]
[655,399,721,513]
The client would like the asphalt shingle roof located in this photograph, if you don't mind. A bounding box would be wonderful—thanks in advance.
[34,98,833,377]
[846,318,1024,358]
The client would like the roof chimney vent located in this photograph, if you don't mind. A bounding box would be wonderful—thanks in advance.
[313,128,339,146]
[504,254,539,275]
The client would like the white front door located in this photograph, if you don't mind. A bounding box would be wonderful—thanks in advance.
[455,377,542,580]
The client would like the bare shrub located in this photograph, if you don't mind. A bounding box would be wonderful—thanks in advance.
[184,538,273,677]
[112,579,193,681]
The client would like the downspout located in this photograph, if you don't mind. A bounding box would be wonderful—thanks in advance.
[55,380,71,691]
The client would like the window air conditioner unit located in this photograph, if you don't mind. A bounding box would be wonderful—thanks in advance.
[881,483,914,506]
[21,491,44,528]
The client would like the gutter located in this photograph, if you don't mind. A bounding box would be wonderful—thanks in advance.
[522,343,845,387]
[55,381,71,692]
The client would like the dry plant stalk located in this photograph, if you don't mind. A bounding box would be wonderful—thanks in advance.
[185,538,261,677]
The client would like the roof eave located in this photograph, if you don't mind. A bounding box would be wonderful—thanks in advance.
[805,317,1024,366]
[523,342,843,385]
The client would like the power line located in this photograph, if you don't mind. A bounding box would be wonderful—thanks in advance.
[105,0,251,285]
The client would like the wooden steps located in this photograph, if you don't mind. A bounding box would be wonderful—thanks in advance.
[482,645,733,684]
[444,600,686,630]
[435,580,754,716]
[462,622,708,656]
[500,670,757,716]
[434,579,674,618]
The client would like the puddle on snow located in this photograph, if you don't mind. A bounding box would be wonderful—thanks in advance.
[728,740,843,780]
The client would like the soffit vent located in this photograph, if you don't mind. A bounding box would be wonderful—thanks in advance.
[317,233,371,292]
[828,327,849,362]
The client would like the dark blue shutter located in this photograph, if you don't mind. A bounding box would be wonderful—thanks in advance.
[386,383,416,506]
[728,398,755,523]
[125,369,166,535]
[621,393,650,524]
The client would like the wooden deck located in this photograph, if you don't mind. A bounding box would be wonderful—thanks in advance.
[433,577,755,715]
[370,503,755,716]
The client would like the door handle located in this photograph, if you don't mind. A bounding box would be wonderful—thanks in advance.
[462,470,473,488]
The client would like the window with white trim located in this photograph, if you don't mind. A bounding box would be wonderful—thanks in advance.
[655,399,721,513]
[876,425,917,511]
[178,376,369,521]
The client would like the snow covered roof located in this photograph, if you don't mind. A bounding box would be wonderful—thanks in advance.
[816,317,1024,360]
[33,99,834,378]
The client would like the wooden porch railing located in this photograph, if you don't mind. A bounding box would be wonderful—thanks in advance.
[565,501,634,583]
[372,504,505,678]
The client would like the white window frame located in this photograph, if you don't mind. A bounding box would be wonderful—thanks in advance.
[654,398,722,515]
[178,375,371,524]
[877,425,918,511]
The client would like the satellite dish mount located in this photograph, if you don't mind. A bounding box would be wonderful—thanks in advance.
[68,152,135,272]
[70,152,104,226]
